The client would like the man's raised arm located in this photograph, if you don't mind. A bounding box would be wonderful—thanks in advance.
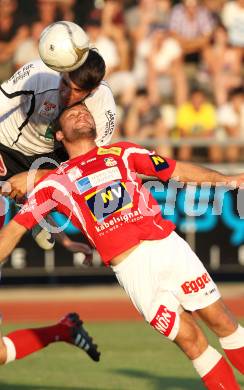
[172,161,244,187]
[1,170,52,200]
[0,220,27,264]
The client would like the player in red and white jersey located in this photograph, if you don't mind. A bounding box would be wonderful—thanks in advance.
[13,142,176,264]
[0,104,244,388]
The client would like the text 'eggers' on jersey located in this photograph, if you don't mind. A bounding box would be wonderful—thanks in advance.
[0,60,116,156]
[14,142,176,264]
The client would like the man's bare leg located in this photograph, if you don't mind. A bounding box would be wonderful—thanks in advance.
[172,310,240,389]
[0,333,7,364]
[197,298,244,373]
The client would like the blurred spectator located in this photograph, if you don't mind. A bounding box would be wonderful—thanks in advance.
[101,0,130,71]
[86,18,119,78]
[73,0,96,26]
[146,27,188,106]
[0,0,29,82]
[86,17,136,106]
[169,0,215,65]
[221,0,244,48]
[132,24,187,105]
[33,0,58,25]
[203,0,226,23]
[56,0,76,22]
[201,23,242,106]
[13,21,44,69]
[123,88,173,157]
[217,86,244,162]
[176,88,222,163]
[125,0,171,49]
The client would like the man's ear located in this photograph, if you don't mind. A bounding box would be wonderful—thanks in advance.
[55,130,64,142]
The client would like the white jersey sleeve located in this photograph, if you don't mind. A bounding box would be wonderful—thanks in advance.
[0,64,34,117]
[0,61,59,116]
[84,81,116,146]
[0,60,60,155]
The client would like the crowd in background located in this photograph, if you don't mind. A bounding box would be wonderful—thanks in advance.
[0,0,244,163]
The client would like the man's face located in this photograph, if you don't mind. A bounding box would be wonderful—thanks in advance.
[191,91,204,110]
[59,73,87,109]
[58,104,96,142]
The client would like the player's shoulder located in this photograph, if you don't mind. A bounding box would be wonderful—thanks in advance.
[97,142,149,155]
[86,80,114,103]
[1,59,60,93]
[98,80,113,93]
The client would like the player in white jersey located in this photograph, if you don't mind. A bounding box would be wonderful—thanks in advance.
[0,55,115,155]
[0,49,116,250]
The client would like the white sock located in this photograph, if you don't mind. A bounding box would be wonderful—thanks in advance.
[192,345,222,378]
[219,325,244,350]
[2,337,16,364]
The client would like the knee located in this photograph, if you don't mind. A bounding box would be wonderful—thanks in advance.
[174,313,208,360]
[208,308,237,337]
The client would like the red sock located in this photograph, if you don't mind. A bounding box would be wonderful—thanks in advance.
[224,347,244,374]
[7,324,72,359]
[202,357,240,390]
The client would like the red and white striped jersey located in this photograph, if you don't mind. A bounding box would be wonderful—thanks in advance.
[14,142,176,264]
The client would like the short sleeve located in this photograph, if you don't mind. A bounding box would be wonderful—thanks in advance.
[123,143,176,181]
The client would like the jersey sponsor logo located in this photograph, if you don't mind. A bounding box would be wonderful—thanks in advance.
[150,305,176,337]
[104,157,117,167]
[10,63,34,85]
[81,157,96,166]
[76,166,121,195]
[44,123,55,140]
[67,167,83,182]
[0,154,7,176]
[76,176,92,194]
[181,272,212,294]
[39,101,57,118]
[95,209,143,233]
[101,110,115,141]
[85,181,132,222]
[150,155,169,172]
[86,157,96,163]
[97,146,122,156]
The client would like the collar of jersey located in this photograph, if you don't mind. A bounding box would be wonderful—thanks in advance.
[67,145,98,166]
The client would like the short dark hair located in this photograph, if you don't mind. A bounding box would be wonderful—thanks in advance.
[228,86,244,100]
[136,87,149,97]
[68,49,106,92]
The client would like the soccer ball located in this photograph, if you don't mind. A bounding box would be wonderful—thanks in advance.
[38,21,90,72]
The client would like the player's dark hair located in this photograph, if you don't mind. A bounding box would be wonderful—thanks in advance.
[68,49,106,92]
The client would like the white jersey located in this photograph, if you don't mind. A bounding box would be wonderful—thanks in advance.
[0,60,116,155]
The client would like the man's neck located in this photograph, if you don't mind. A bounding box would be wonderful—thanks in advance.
[65,139,97,159]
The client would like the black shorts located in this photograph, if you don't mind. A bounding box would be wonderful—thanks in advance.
[0,143,68,181]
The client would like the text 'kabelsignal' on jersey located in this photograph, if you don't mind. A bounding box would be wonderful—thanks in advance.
[85,181,133,222]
